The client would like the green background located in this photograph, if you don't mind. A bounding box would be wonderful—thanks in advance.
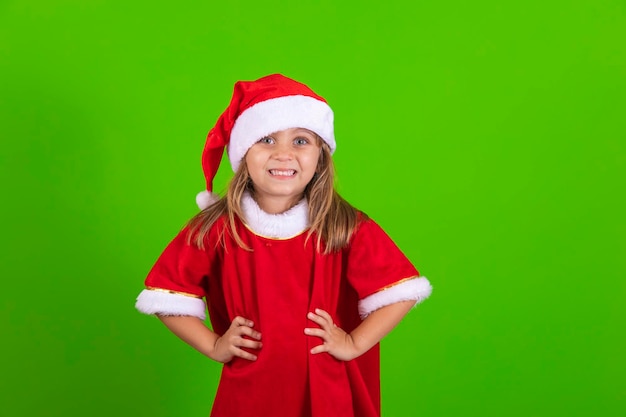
[1,0,624,416]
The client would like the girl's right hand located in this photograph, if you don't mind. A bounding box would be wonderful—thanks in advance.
[210,316,262,363]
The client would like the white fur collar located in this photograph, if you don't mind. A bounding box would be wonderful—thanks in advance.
[241,192,309,239]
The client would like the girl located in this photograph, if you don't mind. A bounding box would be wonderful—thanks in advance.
[135,74,432,417]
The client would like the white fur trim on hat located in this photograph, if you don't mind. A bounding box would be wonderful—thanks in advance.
[196,190,220,210]
[228,95,335,171]
[358,277,432,319]
[135,289,207,320]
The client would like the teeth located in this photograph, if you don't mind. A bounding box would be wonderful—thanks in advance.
[270,169,295,176]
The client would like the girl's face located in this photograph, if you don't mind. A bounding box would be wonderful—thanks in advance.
[245,127,321,214]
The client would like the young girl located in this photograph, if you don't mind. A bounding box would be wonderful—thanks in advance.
[135,74,432,417]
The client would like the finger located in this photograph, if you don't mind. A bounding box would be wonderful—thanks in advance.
[225,332,261,347]
[310,344,328,355]
[232,316,254,328]
[304,328,327,338]
[232,346,258,361]
[308,312,336,331]
[307,311,328,327]
[237,325,262,340]
[236,337,263,350]
[314,308,334,323]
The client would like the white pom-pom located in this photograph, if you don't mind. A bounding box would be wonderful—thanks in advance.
[196,190,219,210]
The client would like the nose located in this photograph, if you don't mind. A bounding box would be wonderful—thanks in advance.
[272,141,294,161]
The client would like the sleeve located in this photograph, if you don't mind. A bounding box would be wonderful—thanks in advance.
[135,228,212,320]
[346,218,432,319]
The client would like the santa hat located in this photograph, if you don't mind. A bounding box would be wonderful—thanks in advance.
[196,74,336,210]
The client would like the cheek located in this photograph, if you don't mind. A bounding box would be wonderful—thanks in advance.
[304,150,321,171]
[245,151,264,172]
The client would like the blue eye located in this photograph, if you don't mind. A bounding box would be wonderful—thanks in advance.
[294,137,309,145]
[259,137,274,144]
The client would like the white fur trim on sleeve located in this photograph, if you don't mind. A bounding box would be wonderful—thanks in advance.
[135,289,207,320]
[358,277,432,319]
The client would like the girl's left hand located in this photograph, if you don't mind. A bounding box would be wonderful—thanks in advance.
[304,308,358,361]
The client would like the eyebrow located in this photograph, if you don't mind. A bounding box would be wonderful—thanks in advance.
[292,128,315,135]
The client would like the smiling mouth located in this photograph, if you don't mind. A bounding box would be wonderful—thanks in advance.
[269,169,296,176]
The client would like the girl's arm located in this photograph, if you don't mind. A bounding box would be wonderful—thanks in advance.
[158,315,262,363]
[304,300,415,361]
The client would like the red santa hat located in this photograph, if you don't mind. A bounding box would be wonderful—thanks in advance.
[196,74,336,210]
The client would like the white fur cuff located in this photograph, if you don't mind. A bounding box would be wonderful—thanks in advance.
[135,289,207,320]
[358,277,432,319]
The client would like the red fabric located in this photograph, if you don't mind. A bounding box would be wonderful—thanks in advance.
[202,74,328,192]
[144,216,419,417]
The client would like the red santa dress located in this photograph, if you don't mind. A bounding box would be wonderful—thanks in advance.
[136,193,432,417]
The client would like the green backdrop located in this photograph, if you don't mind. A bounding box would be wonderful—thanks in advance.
[1,1,624,416]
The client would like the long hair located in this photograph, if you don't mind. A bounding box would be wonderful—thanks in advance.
[186,141,365,254]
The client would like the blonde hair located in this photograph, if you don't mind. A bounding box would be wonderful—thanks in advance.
[186,141,365,254]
